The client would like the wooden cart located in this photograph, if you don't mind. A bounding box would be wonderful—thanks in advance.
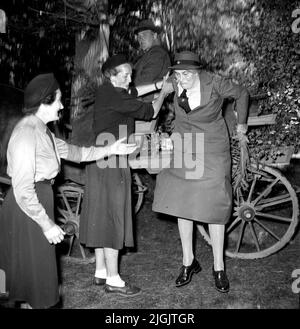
[129,111,300,260]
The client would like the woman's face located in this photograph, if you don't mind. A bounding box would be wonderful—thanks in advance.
[174,70,199,90]
[111,64,132,90]
[44,89,64,122]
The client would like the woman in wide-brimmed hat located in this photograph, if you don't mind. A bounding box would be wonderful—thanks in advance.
[153,51,249,293]
[0,73,138,308]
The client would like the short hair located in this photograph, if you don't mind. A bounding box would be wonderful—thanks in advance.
[103,67,119,80]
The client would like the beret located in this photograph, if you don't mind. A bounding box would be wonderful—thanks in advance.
[24,73,59,109]
[101,55,128,74]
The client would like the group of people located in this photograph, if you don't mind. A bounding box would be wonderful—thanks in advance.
[0,19,249,308]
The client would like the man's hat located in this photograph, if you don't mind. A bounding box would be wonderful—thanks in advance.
[134,19,161,34]
[101,54,128,73]
[169,51,201,70]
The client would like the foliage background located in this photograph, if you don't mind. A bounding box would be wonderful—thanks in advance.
[0,0,300,160]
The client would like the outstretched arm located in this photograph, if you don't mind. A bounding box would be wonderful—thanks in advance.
[56,137,137,163]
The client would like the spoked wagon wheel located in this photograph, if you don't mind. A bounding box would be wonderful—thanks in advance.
[198,163,299,259]
[56,183,95,263]
[132,172,147,214]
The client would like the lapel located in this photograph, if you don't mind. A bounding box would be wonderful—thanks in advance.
[199,71,213,107]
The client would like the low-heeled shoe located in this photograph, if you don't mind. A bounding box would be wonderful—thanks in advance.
[175,259,202,287]
[93,277,106,286]
[212,268,229,293]
[104,282,141,297]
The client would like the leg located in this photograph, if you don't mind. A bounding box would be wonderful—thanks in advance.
[208,224,229,293]
[208,224,225,271]
[103,247,119,278]
[178,217,194,266]
[95,248,106,271]
[93,248,107,285]
[176,218,201,287]
[103,247,141,296]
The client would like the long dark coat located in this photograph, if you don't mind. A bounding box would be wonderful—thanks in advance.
[79,82,154,249]
[152,71,249,224]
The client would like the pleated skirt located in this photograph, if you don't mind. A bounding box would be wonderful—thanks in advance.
[0,182,59,308]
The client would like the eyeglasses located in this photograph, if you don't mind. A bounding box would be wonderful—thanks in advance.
[174,71,195,81]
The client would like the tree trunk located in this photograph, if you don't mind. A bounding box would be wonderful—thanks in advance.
[70,23,109,121]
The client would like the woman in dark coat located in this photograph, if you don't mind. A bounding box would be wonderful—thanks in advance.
[79,54,171,297]
[153,51,249,293]
[0,73,137,308]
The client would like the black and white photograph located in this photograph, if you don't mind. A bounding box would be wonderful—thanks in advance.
[0,0,299,316]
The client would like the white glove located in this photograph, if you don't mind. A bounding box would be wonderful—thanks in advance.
[236,123,248,135]
[43,225,66,244]
[236,124,249,143]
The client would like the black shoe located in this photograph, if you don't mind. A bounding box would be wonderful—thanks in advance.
[175,259,202,287]
[104,282,141,297]
[212,268,229,293]
[93,277,106,286]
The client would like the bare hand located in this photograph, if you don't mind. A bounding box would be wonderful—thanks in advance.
[110,137,138,155]
[43,224,66,244]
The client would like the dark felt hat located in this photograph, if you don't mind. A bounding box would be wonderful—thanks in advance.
[101,54,128,73]
[24,73,59,108]
[169,51,201,70]
[134,19,161,34]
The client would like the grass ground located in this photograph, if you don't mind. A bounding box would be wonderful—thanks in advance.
[1,164,299,310]
[57,163,300,309]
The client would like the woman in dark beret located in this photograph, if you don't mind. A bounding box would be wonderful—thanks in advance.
[79,54,172,297]
[0,73,138,309]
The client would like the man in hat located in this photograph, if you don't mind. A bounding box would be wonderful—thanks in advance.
[133,19,171,102]
[153,51,249,293]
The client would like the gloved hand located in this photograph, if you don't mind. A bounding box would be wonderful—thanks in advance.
[43,224,66,244]
[235,123,249,143]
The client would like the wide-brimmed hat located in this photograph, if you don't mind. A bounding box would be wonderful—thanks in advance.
[101,54,128,73]
[169,51,201,70]
[134,19,161,34]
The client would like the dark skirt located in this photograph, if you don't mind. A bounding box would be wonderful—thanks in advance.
[0,182,59,308]
[153,150,232,224]
[79,163,133,249]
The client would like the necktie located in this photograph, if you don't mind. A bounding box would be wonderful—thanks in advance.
[178,89,191,113]
[46,127,61,172]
